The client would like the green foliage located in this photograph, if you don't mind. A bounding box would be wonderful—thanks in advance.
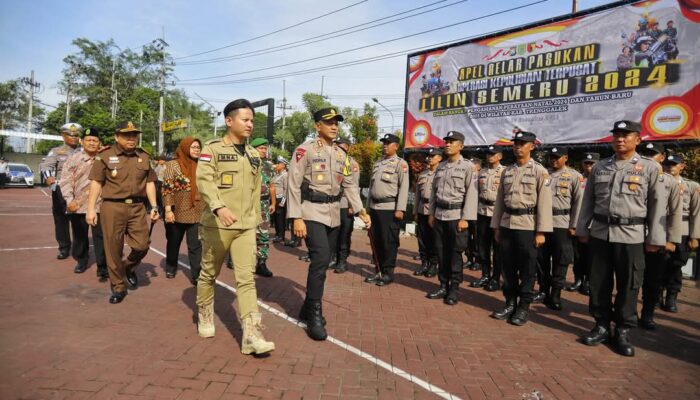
[344,103,378,143]
[0,79,46,131]
[33,140,56,155]
[680,148,700,182]
[301,93,332,115]
[348,139,382,188]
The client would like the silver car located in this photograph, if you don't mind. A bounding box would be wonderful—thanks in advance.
[6,163,35,188]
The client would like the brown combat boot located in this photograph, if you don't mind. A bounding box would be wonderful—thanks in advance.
[241,312,275,355]
[198,303,215,338]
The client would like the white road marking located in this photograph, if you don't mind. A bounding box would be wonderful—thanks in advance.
[148,246,461,400]
[40,188,50,197]
[0,246,56,251]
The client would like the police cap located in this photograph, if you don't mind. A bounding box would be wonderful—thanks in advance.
[512,131,537,143]
[443,131,465,142]
[610,120,642,134]
[115,121,141,135]
[313,107,344,122]
[380,133,401,144]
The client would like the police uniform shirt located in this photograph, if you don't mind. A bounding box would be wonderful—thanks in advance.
[287,139,364,228]
[490,159,553,232]
[368,154,409,211]
[429,156,478,221]
[196,138,262,230]
[680,177,700,237]
[549,166,584,229]
[688,179,700,239]
[576,153,666,246]
[477,165,505,217]
[89,144,157,199]
[662,173,683,244]
[415,168,437,216]
[339,156,360,209]
[273,169,288,200]
[40,144,81,180]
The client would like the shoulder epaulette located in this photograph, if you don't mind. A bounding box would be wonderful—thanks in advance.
[205,138,223,145]
[97,146,111,153]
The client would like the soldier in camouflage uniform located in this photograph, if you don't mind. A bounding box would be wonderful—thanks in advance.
[251,138,275,277]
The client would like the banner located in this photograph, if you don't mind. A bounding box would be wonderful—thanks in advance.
[404,0,700,148]
[161,119,188,132]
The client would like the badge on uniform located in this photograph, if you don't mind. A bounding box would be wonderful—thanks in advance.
[111,169,118,177]
[295,148,306,162]
[221,173,233,186]
[138,158,143,163]
[218,154,238,162]
[109,156,119,164]
[200,154,212,163]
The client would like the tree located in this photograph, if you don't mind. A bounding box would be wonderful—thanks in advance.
[0,79,46,132]
[301,93,332,115]
[345,103,378,143]
[348,139,382,188]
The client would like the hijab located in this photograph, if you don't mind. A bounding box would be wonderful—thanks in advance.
[175,136,201,206]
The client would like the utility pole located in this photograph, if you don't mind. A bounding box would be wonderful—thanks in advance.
[372,97,395,135]
[572,0,578,13]
[320,75,325,97]
[111,58,118,120]
[156,31,170,156]
[138,109,143,147]
[21,70,40,153]
[194,92,221,136]
[276,80,294,151]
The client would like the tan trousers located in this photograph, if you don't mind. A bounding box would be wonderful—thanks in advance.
[197,226,259,320]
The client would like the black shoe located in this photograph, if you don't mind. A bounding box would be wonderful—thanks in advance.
[545,288,562,311]
[579,280,590,296]
[126,270,138,289]
[375,274,393,287]
[328,257,337,270]
[532,291,546,304]
[639,312,656,330]
[485,279,500,292]
[469,262,481,271]
[190,277,198,286]
[427,284,448,299]
[424,262,438,278]
[656,290,664,308]
[508,306,530,326]
[566,279,582,292]
[299,254,310,262]
[285,239,301,247]
[661,292,678,313]
[614,327,635,357]
[57,250,69,260]
[304,301,327,341]
[414,261,430,276]
[581,324,610,346]
[109,291,127,304]
[299,300,326,326]
[271,236,283,243]
[364,273,382,284]
[470,276,490,288]
[165,265,177,279]
[334,260,347,274]
[255,261,273,277]
[74,263,88,274]
[97,268,109,281]
[166,272,176,279]
[443,289,458,305]
[491,300,516,320]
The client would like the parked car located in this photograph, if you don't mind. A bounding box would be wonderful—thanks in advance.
[7,163,35,188]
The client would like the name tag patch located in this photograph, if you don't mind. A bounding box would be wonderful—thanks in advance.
[218,154,238,162]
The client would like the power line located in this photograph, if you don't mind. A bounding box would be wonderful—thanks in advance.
[178,0,546,83]
[174,0,369,60]
[177,0,466,66]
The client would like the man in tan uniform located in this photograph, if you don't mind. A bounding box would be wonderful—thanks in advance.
[195,99,274,355]
[334,137,360,274]
[426,131,478,305]
[413,147,442,277]
[364,133,409,286]
[86,122,159,304]
[490,131,553,325]
[288,107,371,341]
[576,120,667,357]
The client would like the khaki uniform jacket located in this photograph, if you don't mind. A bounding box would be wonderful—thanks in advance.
[89,144,157,199]
[490,159,553,232]
[576,153,666,246]
[429,156,478,222]
[60,149,101,214]
[287,139,363,228]
[40,144,81,180]
[549,166,584,229]
[368,155,409,211]
[477,164,505,217]
[196,138,262,230]
[340,157,360,209]
[415,168,437,216]
[680,177,700,238]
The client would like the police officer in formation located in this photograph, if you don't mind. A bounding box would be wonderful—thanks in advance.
[195,99,275,355]
[413,147,442,277]
[287,107,370,341]
[426,131,478,305]
[490,131,553,325]
[576,120,667,357]
[568,152,599,294]
[364,133,410,286]
[334,137,360,274]
[471,145,505,291]
[272,156,289,243]
[41,122,83,260]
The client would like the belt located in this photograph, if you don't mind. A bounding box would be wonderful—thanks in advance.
[302,190,342,204]
[372,196,397,204]
[593,213,645,225]
[103,197,146,204]
[682,215,689,221]
[505,206,536,216]
[437,201,462,210]
[552,208,570,216]
[478,198,495,206]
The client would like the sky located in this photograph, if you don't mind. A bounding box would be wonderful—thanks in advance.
[0,0,619,133]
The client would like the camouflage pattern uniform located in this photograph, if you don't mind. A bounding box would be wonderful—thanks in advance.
[256,159,274,261]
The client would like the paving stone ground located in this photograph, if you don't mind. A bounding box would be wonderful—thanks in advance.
[0,187,698,400]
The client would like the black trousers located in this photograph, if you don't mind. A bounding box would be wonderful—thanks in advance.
[476,214,500,279]
[369,209,400,274]
[588,237,644,327]
[642,250,668,314]
[165,222,202,279]
[538,228,574,292]
[416,214,438,263]
[274,202,286,240]
[466,220,478,263]
[573,241,589,281]
[336,208,354,261]
[435,219,468,286]
[305,220,339,300]
[52,186,71,252]
[499,228,537,304]
[664,236,689,294]
[68,213,106,269]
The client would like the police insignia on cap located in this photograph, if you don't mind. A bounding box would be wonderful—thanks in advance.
[618,122,627,128]
[516,133,523,138]
[586,154,592,159]
[646,143,653,148]
[489,146,494,150]
[552,147,557,152]
[384,134,389,139]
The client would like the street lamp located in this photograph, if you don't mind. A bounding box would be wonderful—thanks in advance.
[372,97,395,135]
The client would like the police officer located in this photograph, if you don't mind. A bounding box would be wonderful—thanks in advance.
[272,156,289,243]
[471,145,505,291]
[86,122,159,304]
[414,147,442,277]
[465,158,482,271]
[576,120,667,357]
[660,154,699,314]
[60,127,107,278]
[490,131,553,325]
[568,152,599,294]
[41,123,83,259]
[364,133,409,286]
[426,131,478,305]
[250,137,275,278]
[334,137,360,274]
[288,107,370,341]
[196,99,275,355]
